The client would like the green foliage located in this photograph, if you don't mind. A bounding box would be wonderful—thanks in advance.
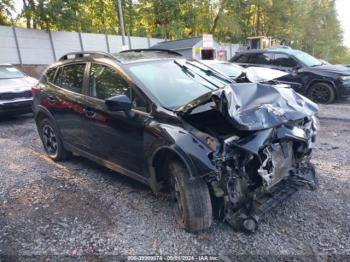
[0,0,348,63]
[0,0,14,25]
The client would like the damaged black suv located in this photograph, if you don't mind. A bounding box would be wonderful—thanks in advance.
[33,50,319,233]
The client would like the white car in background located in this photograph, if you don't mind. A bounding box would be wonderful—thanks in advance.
[200,59,288,83]
[0,64,37,117]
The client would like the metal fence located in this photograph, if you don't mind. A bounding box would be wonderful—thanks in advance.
[0,25,164,65]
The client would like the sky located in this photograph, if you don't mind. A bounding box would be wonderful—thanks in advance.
[335,0,350,47]
[11,0,350,47]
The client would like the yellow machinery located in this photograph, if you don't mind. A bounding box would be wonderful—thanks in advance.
[247,36,278,49]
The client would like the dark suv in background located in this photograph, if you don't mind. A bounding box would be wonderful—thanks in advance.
[231,48,350,103]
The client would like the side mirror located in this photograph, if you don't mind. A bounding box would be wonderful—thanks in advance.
[105,95,132,111]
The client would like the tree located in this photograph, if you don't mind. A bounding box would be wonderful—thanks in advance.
[0,0,14,25]
[3,0,348,63]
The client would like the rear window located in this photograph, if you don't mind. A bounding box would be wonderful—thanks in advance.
[55,64,85,93]
[234,54,250,63]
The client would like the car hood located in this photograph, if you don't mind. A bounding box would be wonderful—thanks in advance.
[311,64,350,75]
[0,76,38,93]
[177,83,319,131]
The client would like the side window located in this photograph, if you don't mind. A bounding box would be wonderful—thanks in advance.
[45,68,57,83]
[273,53,298,67]
[130,89,149,112]
[89,63,129,100]
[250,53,274,65]
[89,64,149,112]
[55,64,85,93]
[235,54,250,63]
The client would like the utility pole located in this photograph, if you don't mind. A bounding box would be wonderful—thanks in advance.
[118,0,127,48]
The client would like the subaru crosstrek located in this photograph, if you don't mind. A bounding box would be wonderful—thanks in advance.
[33,50,319,233]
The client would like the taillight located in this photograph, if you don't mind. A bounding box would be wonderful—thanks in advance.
[32,85,40,96]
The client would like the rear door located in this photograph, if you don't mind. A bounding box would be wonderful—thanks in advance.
[45,63,89,151]
[83,62,150,176]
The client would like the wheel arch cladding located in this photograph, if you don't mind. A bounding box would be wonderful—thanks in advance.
[34,105,55,124]
[34,106,64,138]
[149,125,218,186]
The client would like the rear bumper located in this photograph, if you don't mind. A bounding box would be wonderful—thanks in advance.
[0,98,33,116]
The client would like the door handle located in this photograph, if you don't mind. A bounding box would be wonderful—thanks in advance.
[84,108,96,119]
[48,96,58,103]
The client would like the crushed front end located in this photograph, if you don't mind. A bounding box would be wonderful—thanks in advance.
[207,115,319,233]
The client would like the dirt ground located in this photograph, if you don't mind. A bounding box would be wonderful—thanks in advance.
[0,99,349,258]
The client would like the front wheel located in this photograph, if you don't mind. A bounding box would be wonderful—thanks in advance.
[307,82,336,104]
[38,118,69,161]
[168,161,212,232]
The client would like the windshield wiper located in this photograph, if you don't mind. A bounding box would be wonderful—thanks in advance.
[185,61,233,83]
[174,60,195,78]
[173,60,217,90]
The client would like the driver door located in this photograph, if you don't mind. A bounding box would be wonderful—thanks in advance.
[83,62,150,176]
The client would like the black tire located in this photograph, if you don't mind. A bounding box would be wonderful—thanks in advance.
[168,160,212,232]
[38,118,69,161]
[307,82,336,104]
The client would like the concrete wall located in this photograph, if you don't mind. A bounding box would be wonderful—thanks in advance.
[0,25,164,65]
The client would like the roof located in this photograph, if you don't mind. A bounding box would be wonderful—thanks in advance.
[236,47,302,55]
[114,49,182,64]
[50,50,181,68]
[151,37,202,50]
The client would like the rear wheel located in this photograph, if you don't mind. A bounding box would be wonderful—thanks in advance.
[168,160,212,232]
[307,82,335,104]
[38,118,69,161]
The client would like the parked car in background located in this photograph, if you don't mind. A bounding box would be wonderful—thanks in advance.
[200,59,288,84]
[230,48,350,104]
[33,50,319,233]
[0,64,37,117]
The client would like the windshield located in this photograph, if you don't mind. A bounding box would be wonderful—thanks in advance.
[293,51,322,67]
[127,60,228,109]
[206,62,243,78]
[0,66,25,79]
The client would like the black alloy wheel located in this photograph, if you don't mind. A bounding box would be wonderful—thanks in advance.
[38,118,69,161]
[42,124,58,158]
[168,160,212,232]
[308,83,335,104]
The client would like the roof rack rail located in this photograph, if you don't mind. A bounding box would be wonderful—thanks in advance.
[58,51,117,61]
[119,49,182,56]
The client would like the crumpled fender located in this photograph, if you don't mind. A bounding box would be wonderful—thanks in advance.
[147,123,218,179]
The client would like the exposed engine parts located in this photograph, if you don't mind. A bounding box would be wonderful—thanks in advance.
[208,116,319,233]
[258,142,293,190]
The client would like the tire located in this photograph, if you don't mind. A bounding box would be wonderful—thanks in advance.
[38,118,69,161]
[168,160,212,232]
[307,82,336,104]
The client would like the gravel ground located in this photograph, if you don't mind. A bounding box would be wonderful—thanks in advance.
[0,99,349,258]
